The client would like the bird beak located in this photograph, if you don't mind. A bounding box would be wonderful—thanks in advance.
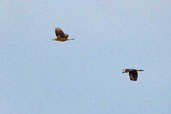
[122,70,125,73]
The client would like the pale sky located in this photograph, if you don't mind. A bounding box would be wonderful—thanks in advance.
[0,0,171,114]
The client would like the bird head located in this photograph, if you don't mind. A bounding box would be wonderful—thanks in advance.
[122,69,127,73]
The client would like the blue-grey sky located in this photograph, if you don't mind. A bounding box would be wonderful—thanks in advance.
[0,0,171,114]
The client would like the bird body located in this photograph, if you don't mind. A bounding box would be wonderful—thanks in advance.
[52,27,74,41]
[122,69,144,81]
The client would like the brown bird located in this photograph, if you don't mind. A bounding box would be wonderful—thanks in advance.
[52,27,74,41]
[122,69,144,81]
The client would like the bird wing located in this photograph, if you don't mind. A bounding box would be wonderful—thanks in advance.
[55,28,65,38]
[129,71,138,81]
[128,69,136,71]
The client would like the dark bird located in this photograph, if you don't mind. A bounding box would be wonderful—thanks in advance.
[122,69,144,81]
[52,27,74,41]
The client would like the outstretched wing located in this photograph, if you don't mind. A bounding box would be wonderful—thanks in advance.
[55,27,65,38]
[129,71,138,81]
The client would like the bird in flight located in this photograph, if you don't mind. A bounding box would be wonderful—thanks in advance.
[52,27,74,41]
[122,69,144,81]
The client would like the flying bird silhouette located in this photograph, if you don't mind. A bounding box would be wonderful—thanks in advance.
[122,69,144,81]
[52,27,74,41]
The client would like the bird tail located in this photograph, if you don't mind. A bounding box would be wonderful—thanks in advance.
[67,38,75,40]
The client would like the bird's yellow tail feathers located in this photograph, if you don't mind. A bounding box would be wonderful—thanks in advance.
[67,38,75,40]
